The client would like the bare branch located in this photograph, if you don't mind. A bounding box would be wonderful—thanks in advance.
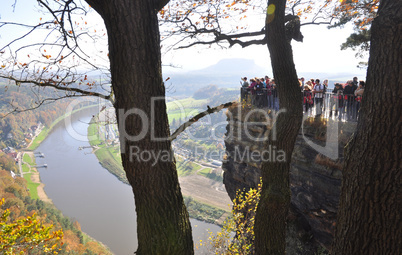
[0,75,113,103]
[1,93,89,118]
[169,101,236,141]
[301,21,332,26]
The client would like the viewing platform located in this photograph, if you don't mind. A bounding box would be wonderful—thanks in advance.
[240,87,361,122]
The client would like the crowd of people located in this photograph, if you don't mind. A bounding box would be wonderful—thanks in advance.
[240,75,365,121]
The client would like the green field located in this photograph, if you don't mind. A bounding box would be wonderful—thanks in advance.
[176,155,202,177]
[28,127,49,151]
[198,167,223,182]
[167,97,208,124]
[22,164,30,173]
[168,108,201,124]
[184,196,227,225]
[23,173,40,199]
[167,98,208,111]
[88,119,126,184]
[23,153,33,165]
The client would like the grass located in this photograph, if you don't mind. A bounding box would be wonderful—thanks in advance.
[197,167,213,176]
[87,123,103,146]
[28,127,49,150]
[95,147,126,183]
[23,173,40,200]
[198,167,223,182]
[167,97,209,124]
[88,119,126,184]
[168,108,201,124]
[176,155,202,177]
[21,153,40,199]
[22,164,30,173]
[184,196,227,225]
[167,98,208,111]
[23,153,33,165]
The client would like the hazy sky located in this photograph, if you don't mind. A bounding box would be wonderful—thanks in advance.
[163,23,368,79]
[1,0,368,80]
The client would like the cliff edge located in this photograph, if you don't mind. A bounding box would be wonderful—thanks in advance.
[222,105,357,250]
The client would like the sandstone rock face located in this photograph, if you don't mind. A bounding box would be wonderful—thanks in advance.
[222,105,357,249]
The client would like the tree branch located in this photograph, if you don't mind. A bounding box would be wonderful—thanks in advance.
[175,27,267,49]
[0,75,113,103]
[1,94,89,118]
[169,101,236,141]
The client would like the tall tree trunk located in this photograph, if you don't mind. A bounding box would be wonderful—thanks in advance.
[254,0,303,254]
[333,0,401,254]
[85,0,193,254]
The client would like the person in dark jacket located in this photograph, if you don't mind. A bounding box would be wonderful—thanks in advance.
[330,83,344,119]
[352,76,358,87]
[255,78,264,107]
[303,86,313,115]
[354,80,365,119]
[248,79,257,105]
[271,79,279,111]
[240,77,249,102]
[343,80,358,120]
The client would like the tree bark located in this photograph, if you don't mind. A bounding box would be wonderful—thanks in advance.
[85,0,194,254]
[333,0,401,254]
[254,0,303,254]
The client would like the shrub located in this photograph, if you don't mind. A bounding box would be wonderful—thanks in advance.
[200,179,262,254]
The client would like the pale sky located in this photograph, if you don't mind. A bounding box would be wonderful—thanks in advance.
[163,23,368,78]
[1,0,368,80]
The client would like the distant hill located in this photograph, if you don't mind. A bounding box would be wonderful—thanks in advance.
[164,58,269,97]
[164,58,365,96]
[192,58,269,77]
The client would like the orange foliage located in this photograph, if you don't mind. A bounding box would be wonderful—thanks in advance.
[63,230,85,253]
[85,241,110,254]
[333,0,379,29]
[0,167,111,254]
[160,0,378,44]
[73,220,82,231]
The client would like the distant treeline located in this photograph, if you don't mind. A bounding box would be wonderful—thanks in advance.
[0,84,94,149]
[193,84,238,103]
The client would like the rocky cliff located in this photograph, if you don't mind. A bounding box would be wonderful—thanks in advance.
[222,105,357,250]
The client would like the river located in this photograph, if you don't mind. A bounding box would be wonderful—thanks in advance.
[35,107,221,255]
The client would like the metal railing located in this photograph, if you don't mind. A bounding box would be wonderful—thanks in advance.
[240,87,362,122]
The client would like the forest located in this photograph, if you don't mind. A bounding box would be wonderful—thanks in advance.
[0,154,111,254]
[0,81,96,149]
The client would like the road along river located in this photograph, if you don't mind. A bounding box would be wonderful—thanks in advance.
[35,107,220,254]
